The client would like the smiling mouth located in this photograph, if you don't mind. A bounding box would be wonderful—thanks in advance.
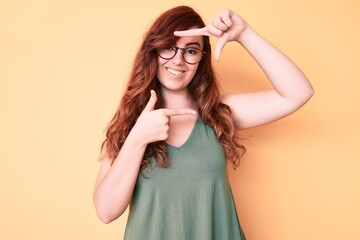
[166,68,185,76]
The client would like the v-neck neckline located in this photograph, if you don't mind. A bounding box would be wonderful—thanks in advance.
[166,114,199,150]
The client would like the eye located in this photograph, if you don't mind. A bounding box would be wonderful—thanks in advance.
[185,48,199,55]
[164,46,176,51]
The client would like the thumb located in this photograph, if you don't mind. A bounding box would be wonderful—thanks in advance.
[214,37,227,61]
[142,90,157,113]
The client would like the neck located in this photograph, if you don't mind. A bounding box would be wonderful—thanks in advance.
[161,88,196,109]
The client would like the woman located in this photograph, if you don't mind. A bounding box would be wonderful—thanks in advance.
[93,6,314,240]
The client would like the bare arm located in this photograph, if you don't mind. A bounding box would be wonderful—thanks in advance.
[93,129,147,223]
[93,90,196,223]
[221,25,314,129]
[175,9,314,129]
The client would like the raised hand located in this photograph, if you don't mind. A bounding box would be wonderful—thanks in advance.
[174,9,248,61]
[133,90,197,145]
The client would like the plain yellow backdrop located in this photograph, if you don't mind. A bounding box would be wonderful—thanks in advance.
[1,0,359,239]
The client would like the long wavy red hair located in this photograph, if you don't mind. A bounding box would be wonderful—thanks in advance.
[100,6,246,170]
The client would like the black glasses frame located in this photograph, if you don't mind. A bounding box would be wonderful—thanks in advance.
[157,45,206,65]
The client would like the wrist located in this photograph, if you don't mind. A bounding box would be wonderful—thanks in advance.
[126,124,148,151]
[237,25,254,44]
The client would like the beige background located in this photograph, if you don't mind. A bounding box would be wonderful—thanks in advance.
[1,0,359,239]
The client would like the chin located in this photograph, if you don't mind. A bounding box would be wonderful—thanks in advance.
[161,84,188,93]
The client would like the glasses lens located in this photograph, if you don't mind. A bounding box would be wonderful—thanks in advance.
[158,46,176,59]
[183,47,202,64]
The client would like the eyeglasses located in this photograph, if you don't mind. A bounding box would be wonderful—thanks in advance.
[157,45,206,64]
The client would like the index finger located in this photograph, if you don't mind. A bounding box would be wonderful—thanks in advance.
[174,27,210,37]
[161,108,197,116]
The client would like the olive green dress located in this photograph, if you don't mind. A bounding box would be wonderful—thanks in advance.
[124,115,246,240]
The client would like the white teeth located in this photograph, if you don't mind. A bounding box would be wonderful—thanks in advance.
[166,68,184,76]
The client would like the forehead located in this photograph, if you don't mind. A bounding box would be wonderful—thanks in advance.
[175,35,204,48]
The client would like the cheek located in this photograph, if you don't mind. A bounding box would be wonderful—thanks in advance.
[156,58,165,78]
[189,65,200,78]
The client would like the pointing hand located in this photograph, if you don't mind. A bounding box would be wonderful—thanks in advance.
[134,90,197,145]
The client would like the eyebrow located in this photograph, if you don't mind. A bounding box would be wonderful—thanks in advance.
[185,42,201,47]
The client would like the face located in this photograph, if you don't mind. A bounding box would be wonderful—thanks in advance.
[156,35,203,94]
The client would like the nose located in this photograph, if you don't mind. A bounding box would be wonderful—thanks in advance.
[170,50,185,65]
